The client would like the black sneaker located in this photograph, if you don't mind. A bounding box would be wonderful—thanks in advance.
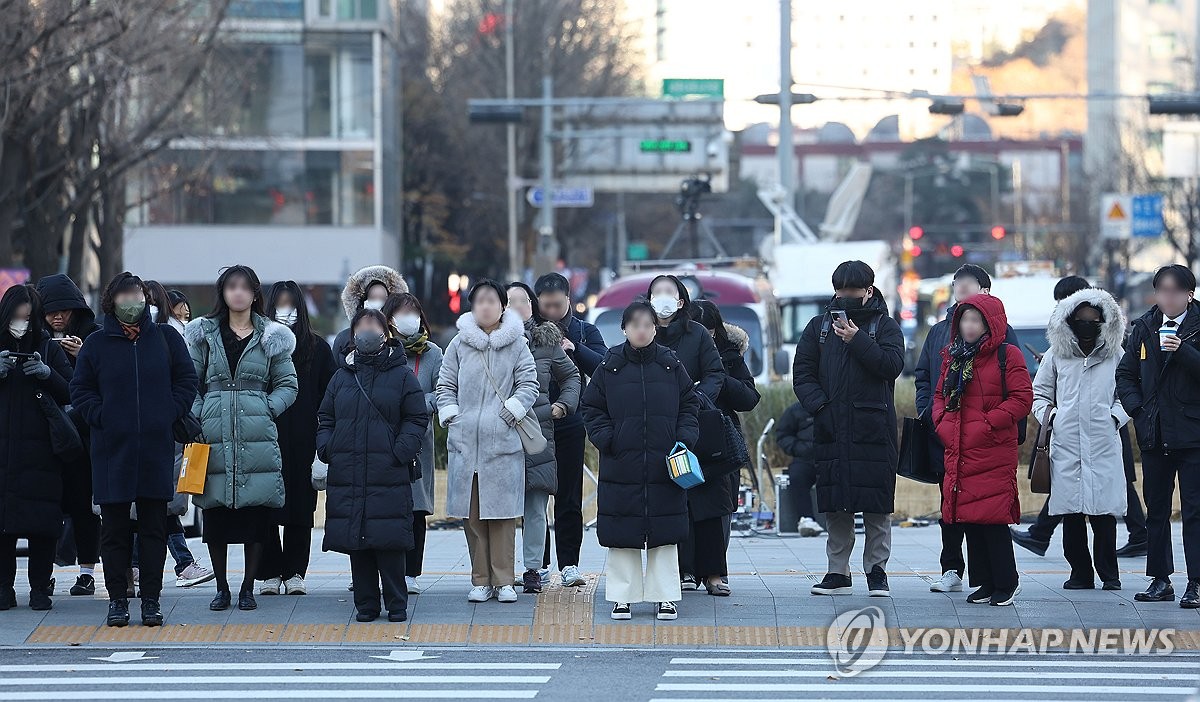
[966,586,995,604]
[141,598,163,627]
[0,587,16,611]
[522,569,543,594]
[611,603,632,620]
[810,573,853,595]
[237,590,257,611]
[209,590,231,611]
[388,611,407,623]
[1063,578,1095,590]
[70,574,95,596]
[990,586,1020,606]
[42,577,55,597]
[1008,527,1049,557]
[1102,580,1122,591]
[29,589,52,611]
[656,601,678,620]
[867,565,890,597]
[680,574,700,591]
[356,610,379,622]
[106,599,130,627]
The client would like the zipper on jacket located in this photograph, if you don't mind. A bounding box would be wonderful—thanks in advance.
[951,480,960,523]
[133,340,142,463]
[640,360,650,543]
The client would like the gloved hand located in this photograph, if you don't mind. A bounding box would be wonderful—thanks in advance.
[498,406,518,427]
[22,352,51,380]
[0,351,14,379]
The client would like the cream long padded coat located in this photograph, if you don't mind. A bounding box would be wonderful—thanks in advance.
[1031,288,1130,518]
[436,310,539,519]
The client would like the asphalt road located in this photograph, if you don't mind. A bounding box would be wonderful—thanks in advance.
[1,645,1197,701]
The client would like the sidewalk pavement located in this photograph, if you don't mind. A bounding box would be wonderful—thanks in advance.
[6,521,1200,648]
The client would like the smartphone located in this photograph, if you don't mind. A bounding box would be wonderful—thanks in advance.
[832,310,849,327]
[7,352,36,361]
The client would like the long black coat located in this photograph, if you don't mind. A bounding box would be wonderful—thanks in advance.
[317,346,429,553]
[792,295,905,514]
[581,342,700,549]
[69,313,199,504]
[0,334,73,536]
[1117,302,1200,452]
[272,333,336,526]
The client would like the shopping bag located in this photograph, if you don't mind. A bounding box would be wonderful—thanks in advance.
[666,442,705,489]
[177,443,210,495]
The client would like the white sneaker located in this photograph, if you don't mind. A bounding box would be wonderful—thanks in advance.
[538,568,551,586]
[929,570,963,593]
[798,517,825,537]
[656,601,678,620]
[497,585,519,603]
[259,577,281,596]
[175,563,215,588]
[611,602,632,620]
[283,576,306,595]
[561,565,585,587]
[406,576,423,594]
[468,586,497,603]
[131,567,140,585]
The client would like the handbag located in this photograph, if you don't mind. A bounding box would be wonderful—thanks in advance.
[692,393,749,469]
[36,391,84,460]
[897,416,940,485]
[667,441,705,489]
[480,354,547,455]
[1028,406,1053,494]
[177,443,210,495]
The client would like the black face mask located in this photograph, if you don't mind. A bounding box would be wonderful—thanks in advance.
[830,295,867,312]
[1069,319,1103,342]
[354,331,386,355]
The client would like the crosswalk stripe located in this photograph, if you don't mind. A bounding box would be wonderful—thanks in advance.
[0,662,562,673]
[0,675,552,686]
[654,683,1195,695]
[668,656,1194,668]
[0,692,538,701]
[662,670,1198,681]
[651,699,1190,702]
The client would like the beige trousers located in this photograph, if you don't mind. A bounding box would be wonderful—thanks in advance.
[464,475,517,587]
[604,545,682,604]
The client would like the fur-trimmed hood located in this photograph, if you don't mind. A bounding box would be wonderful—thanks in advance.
[340,265,407,322]
[456,309,525,351]
[1048,288,1126,360]
[184,314,297,358]
[527,319,564,348]
[724,323,749,354]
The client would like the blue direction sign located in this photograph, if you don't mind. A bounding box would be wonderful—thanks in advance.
[526,186,595,208]
[1132,194,1164,238]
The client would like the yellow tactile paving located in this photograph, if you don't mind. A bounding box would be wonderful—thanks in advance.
[220,623,286,643]
[777,625,831,647]
[278,624,343,643]
[468,624,531,644]
[655,625,716,645]
[531,624,593,644]
[25,625,97,645]
[156,624,224,643]
[404,623,469,643]
[718,625,780,647]
[343,623,410,643]
[593,623,655,645]
[91,625,161,643]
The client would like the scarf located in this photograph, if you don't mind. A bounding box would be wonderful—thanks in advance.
[402,329,430,357]
[941,335,986,413]
[120,321,140,342]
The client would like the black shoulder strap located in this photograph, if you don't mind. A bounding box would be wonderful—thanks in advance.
[998,341,1008,400]
[819,315,879,345]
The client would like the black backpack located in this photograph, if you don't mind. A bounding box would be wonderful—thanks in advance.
[997,341,1029,446]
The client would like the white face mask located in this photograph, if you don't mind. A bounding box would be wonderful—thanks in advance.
[650,295,679,319]
[148,305,159,319]
[393,313,421,337]
[8,321,29,339]
[275,307,298,327]
[363,299,385,311]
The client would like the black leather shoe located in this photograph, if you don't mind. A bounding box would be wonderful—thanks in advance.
[106,599,130,627]
[141,598,163,627]
[237,590,257,611]
[209,590,231,611]
[1115,540,1148,558]
[29,589,52,611]
[1102,580,1122,591]
[356,610,379,622]
[388,611,407,623]
[1063,579,1095,590]
[1134,578,1175,602]
[0,588,15,611]
[1009,527,1049,557]
[70,574,95,596]
[1181,580,1200,609]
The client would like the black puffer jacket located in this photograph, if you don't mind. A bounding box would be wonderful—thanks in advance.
[317,345,429,553]
[1116,301,1200,452]
[581,342,700,549]
[792,294,905,514]
[654,314,725,402]
[776,402,815,466]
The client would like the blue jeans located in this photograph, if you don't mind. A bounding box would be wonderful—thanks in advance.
[132,516,194,576]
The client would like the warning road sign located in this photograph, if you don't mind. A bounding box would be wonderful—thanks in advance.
[1101,193,1132,239]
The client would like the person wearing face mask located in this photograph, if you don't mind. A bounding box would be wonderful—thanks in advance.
[317,309,429,623]
[379,292,443,594]
[436,280,539,604]
[34,273,104,597]
[253,281,336,597]
[333,265,407,370]
[184,265,298,613]
[793,261,905,598]
[581,301,700,621]
[0,284,73,614]
[1032,289,1129,591]
[933,295,1033,607]
[69,273,199,626]
[914,265,1021,595]
[505,282,581,594]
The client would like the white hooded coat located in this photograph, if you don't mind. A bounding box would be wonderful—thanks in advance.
[436,309,539,519]
[1032,288,1130,517]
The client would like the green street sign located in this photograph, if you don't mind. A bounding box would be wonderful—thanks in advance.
[639,139,692,153]
[662,78,724,99]
[627,242,650,261]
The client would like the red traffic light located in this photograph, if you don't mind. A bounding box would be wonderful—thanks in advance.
[951,245,965,258]
[908,226,924,240]
[910,245,922,257]
[991,225,1007,240]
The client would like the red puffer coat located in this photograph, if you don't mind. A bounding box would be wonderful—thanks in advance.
[932,294,1033,525]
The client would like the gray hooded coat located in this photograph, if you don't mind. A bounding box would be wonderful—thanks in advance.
[1032,288,1130,518]
[332,265,408,363]
[436,310,539,519]
[524,320,581,494]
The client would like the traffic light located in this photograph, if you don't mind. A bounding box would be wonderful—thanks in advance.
[911,245,922,257]
[908,226,924,240]
[951,245,965,258]
[990,225,1006,240]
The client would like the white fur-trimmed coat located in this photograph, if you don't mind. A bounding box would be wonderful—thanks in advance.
[1032,288,1130,517]
[436,310,539,519]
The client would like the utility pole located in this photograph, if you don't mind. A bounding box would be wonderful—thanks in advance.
[778,0,795,210]
[505,0,519,281]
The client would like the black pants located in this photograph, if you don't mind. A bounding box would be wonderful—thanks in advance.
[1062,513,1119,584]
[1143,449,1200,581]
[56,511,102,566]
[550,422,586,569]
[787,460,818,518]
[406,513,427,577]
[349,549,407,617]
[679,515,728,580]
[0,534,54,593]
[963,523,1018,592]
[1028,482,1147,543]
[100,500,168,601]
[939,519,966,577]
[258,525,312,581]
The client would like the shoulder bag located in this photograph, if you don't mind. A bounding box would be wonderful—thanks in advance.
[481,352,547,455]
[1028,406,1053,494]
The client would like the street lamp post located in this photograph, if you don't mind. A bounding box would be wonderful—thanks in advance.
[505,0,519,281]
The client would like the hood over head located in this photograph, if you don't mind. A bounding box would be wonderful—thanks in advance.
[949,293,1008,355]
[340,265,407,322]
[1048,288,1126,359]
